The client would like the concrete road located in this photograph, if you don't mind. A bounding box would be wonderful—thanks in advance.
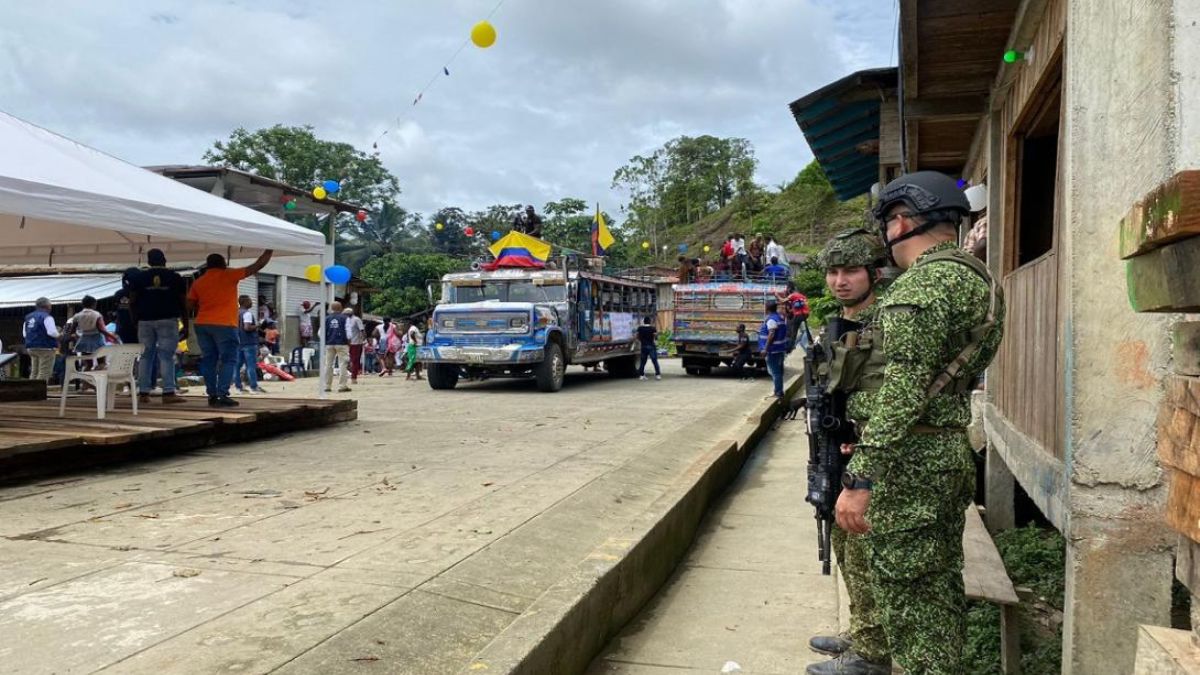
[0,361,784,674]
[588,414,840,675]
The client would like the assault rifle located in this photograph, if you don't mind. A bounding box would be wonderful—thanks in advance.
[803,317,861,575]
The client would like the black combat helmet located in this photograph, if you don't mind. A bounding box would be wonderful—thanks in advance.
[872,171,971,253]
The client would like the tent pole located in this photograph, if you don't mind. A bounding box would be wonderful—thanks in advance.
[317,251,327,400]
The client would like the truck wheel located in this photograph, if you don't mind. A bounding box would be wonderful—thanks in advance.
[685,366,712,376]
[535,342,565,392]
[605,355,638,378]
[427,364,459,390]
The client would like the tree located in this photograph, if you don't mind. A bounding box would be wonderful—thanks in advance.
[360,253,463,318]
[204,125,401,207]
[429,207,479,257]
[612,135,758,242]
[542,198,591,253]
[336,202,426,271]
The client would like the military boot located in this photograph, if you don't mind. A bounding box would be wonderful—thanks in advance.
[805,652,891,675]
[808,633,852,656]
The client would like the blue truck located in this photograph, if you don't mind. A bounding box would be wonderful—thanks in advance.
[419,265,657,392]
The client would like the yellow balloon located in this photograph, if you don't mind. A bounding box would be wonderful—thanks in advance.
[471,20,496,48]
[703,245,711,253]
[641,241,650,249]
[312,186,327,200]
[436,222,445,231]
[304,264,322,283]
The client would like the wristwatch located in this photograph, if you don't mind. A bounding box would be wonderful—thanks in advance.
[841,472,874,491]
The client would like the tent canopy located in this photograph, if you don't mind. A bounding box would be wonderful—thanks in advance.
[0,274,126,309]
[0,111,327,265]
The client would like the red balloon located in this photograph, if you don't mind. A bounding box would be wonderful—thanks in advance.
[464,227,475,237]
[355,210,367,222]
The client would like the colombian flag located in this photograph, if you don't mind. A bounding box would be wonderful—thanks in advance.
[591,203,615,256]
[484,230,552,270]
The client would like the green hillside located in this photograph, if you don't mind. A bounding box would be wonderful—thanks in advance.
[663,161,871,259]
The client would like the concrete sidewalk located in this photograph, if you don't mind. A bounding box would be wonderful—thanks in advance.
[0,361,794,674]
[588,415,840,674]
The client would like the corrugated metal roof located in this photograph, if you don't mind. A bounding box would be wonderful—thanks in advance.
[0,274,124,309]
[789,68,897,201]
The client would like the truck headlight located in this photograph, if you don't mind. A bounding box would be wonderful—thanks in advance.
[509,317,528,328]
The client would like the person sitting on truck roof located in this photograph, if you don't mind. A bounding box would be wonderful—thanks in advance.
[763,256,790,281]
[677,256,695,284]
[513,205,544,238]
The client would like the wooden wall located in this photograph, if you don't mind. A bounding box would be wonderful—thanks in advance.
[993,252,1062,457]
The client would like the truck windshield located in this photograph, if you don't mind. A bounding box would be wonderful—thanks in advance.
[453,281,566,303]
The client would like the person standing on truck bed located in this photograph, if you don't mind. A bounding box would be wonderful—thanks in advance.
[636,317,661,381]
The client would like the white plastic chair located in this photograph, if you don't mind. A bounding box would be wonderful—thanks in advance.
[59,344,142,419]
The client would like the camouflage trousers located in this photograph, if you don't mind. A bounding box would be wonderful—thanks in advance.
[831,525,890,663]
[865,438,974,675]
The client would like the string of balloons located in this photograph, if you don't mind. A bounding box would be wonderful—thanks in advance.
[371,0,510,152]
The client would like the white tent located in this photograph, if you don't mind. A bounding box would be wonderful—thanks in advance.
[0,111,326,265]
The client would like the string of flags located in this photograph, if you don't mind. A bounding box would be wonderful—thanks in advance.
[372,0,509,151]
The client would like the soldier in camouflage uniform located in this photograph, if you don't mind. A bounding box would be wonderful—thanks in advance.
[807,228,893,675]
[835,171,1004,675]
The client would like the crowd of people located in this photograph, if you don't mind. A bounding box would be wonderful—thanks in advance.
[318,305,426,392]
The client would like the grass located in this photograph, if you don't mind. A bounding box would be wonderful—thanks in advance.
[964,524,1065,674]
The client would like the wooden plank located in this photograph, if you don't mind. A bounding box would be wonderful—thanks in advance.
[1157,402,1200,476]
[963,505,1020,605]
[1120,171,1200,259]
[0,418,166,444]
[0,380,47,403]
[1126,235,1200,312]
[1174,322,1200,377]
[1166,469,1200,543]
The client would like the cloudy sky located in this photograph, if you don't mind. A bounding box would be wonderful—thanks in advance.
[2,0,895,217]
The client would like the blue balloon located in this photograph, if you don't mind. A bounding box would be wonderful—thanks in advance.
[678,243,688,253]
[323,179,341,194]
[491,230,501,240]
[324,264,352,285]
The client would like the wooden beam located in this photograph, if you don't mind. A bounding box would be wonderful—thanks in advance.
[900,0,920,99]
[904,119,920,171]
[903,95,988,120]
[1166,468,1200,543]
[1120,170,1200,259]
[1125,235,1200,312]
[1175,322,1200,377]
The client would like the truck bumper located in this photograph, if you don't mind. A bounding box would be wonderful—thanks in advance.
[419,345,545,365]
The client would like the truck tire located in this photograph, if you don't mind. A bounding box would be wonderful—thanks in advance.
[427,364,459,390]
[535,342,565,392]
[685,366,712,376]
[605,355,638,378]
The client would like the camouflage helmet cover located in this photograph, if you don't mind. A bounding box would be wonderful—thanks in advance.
[819,227,887,269]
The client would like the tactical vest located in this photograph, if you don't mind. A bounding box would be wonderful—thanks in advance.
[827,246,999,398]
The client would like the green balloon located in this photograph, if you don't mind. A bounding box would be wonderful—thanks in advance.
[284,200,297,210]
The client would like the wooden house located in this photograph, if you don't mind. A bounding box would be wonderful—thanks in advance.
[792,1,1200,672]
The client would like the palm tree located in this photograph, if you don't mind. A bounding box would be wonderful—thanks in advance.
[336,202,424,271]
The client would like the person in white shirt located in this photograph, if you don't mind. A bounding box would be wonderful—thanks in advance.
[403,320,423,381]
[732,233,748,280]
[346,308,366,384]
[23,297,61,382]
[766,236,787,270]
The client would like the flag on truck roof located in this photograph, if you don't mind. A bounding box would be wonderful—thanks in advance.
[484,230,552,269]
[591,203,615,256]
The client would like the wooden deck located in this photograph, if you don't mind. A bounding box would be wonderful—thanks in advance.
[0,394,357,481]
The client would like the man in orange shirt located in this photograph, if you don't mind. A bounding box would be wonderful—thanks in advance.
[187,250,273,407]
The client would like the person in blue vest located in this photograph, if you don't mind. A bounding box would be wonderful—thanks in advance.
[321,301,352,393]
[757,300,789,398]
[23,297,60,382]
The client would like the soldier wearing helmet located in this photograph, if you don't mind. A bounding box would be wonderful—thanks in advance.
[832,171,1005,674]
[806,226,892,675]
[819,227,888,310]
